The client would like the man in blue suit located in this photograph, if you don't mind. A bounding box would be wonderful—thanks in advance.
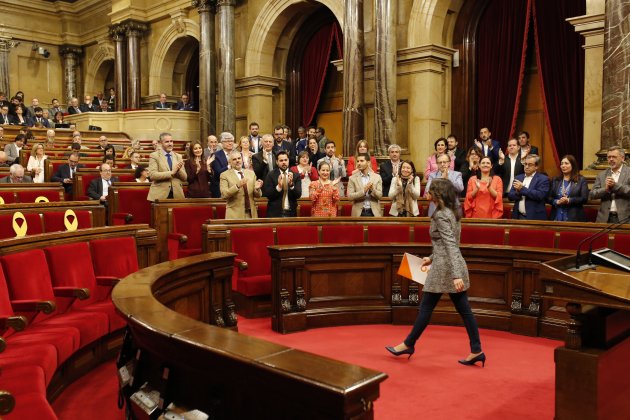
[210,132,235,197]
[508,154,549,220]
[474,127,501,165]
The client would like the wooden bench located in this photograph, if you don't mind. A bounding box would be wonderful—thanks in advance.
[0,183,65,204]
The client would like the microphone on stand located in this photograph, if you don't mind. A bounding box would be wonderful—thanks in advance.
[572,214,630,271]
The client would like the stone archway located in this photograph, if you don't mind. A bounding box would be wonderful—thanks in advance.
[85,43,115,96]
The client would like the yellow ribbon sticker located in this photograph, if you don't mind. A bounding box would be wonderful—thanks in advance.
[12,212,28,237]
[0,196,4,205]
[34,196,49,203]
[64,209,79,232]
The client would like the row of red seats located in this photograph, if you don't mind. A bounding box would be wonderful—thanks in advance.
[0,211,93,239]
[0,189,64,204]
[0,237,138,418]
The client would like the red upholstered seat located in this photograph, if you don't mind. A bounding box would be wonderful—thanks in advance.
[558,231,608,251]
[0,250,109,348]
[383,203,392,216]
[16,190,62,203]
[118,174,136,182]
[90,237,139,299]
[414,225,430,243]
[0,341,58,386]
[214,204,226,219]
[460,226,505,245]
[502,204,513,219]
[42,210,92,233]
[0,213,43,239]
[368,225,410,243]
[0,366,57,419]
[277,225,319,245]
[299,204,312,217]
[231,228,274,296]
[584,207,598,223]
[613,234,630,255]
[169,206,214,260]
[114,188,151,224]
[0,191,15,204]
[256,204,267,218]
[337,204,353,216]
[76,173,100,200]
[44,242,125,332]
[508,228,556,248]
[322,225,364,244]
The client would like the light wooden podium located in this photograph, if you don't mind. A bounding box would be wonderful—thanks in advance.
[539,254,630,420]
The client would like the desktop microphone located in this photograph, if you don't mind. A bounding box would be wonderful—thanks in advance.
[573,214,630,270]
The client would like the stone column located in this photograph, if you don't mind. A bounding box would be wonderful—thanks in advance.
[193,0,217,144]
[124,20,148,110]
[374,0,397,156]
[59,45,83,105]
[0,37,19,98]
[342,0,365,157]
[218,0,236,134]
[600,0,630,150]
[109,24,126,112]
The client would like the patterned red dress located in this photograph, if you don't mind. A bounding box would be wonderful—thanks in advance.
[309,180,340,217]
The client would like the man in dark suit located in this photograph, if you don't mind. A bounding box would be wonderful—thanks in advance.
[87,163,118,204]
[447,134,467,172]
[154,93,171,110]
[508,154,549,220]
[68,97,82,114]
[252,134,275,187]
[517,131,539,158]
[210,132,235,197]
[49,98,65,116]
[248,122,262,153]
[0,164,33,183]
[176,94,194,111]
[31,107,50,128]
[51,152,81,194]
[379,144,402,197]
[272,125,294,164]
[79,95,97,113]
[474,127,501,165]
[263,150,301,217]
[0,105,11,125]
[493,138,524,193]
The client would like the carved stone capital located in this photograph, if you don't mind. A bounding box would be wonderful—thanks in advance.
[109,24,126,41]
[216,0,235,7]
[59,45,83,58]
[192,0,217,13]
[121,20,148,38]
[0,37,19,53]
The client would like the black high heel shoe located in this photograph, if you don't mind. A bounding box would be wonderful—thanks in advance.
[385,346,415,359]
[458,352,486,367]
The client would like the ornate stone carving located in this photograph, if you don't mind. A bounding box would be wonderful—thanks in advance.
[527,292,541,316]
[295,286,306,311]
[224,299,238,327]
[510,289,523,313]
[391,284,402,305]
[192,0,217,13]
[59,45,83,58]
[213,306,225,328]
[122,20,148,38]
[0,37,19,52]
[0,37,19,96]
[280,288,291,313]
[108,24,126,41]
[408,283,419,306]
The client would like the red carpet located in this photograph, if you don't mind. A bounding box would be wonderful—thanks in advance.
[53,320,560,419]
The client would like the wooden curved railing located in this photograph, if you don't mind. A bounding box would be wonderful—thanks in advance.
[112,253,387,419]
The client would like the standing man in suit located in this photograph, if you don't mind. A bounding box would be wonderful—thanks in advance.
[508,154,549,220]
[220,151,263,219]
[210,132,235,197]
[348,153,383,217]
[154,93,171,110]
[263,150,301,217]
[316,127,330,151]
[87,163,118,204]
[203,134,221,160]
[474,127,501,165]
[590,145,630,223]
[517,131,539,159]
[0,164,33,183]
[317,140,347,196]
[248,122,262,153]
[176,94,194,111]
[4,134,25,165]
[447,134,467,171]
[494,137,524,193]
[293,126,309,160]
[379,144,402,197]
[51,152,81,194]
[252,134,275,186]
[425,154,464,216]
[272,125,294,163]
[147,133,187,201]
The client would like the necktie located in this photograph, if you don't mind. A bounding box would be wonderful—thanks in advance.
[166,153,172,170]
[282,171,289,210]
[267,152,273,171]
[238,171,251,212]
[328,158,335,180]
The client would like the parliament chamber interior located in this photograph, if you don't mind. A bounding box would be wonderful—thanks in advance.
[0,0,628,419]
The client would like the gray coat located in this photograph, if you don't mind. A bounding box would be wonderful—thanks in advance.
[424,208,469,293]
[590,165,630,223]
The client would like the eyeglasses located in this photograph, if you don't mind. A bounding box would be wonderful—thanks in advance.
[101,169,112,173]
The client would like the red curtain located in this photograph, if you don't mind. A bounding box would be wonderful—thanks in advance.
[532,0,585,165]
[301,22,342,127]
[476,0,531,144]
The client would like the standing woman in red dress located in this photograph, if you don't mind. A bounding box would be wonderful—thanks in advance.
[309,161,340,217]
[464,156,503,218]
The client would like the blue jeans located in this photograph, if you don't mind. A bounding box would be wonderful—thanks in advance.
[404,291,482,353]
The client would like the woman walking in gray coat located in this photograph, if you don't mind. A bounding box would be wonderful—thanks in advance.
[386,178,485,366]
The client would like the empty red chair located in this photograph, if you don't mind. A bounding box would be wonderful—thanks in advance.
[558,231,608,251]
[214,204,226,219]
[168,206,214,260]
[502,204,513,219]
[337,204,353,216]
[118,174,136,182]
[322,225,364,244]
[508,228,556,248]
[0,250,108,348]
[75,173,100,200]
[112,188,151,225]
[368,225,410,243]
[231,228,274,297]
[414,225,430,242]
[460,226,505,245]
[613,234,630,255]
[89,237,139,300]
[383,203,392,216]
[0,213,43,239]
[583,207,598,223]
[43,210,92,233]
[44,242,125,332]
[16,190,62,203]
[0,191,15,204]
[277,225,319,245]
[299,203,312,217]
[0,365,57,419]
[256,203,267,218]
